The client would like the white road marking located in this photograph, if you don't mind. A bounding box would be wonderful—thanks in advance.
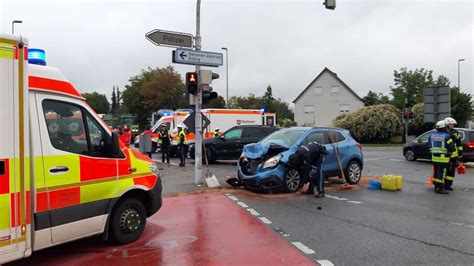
[389,159,405,162]
[247,208,260,216]
[364,157,386,161]
[325,195,348,201]
[449,222,465,226]
[348,200,363,204]
[317,260,335,266]
[259,217,272,224]
[291,242,315,254]
[227,195,239,201]
[467,225,474,229]
[237,201,249,208]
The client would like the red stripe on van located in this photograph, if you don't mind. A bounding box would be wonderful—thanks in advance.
[133,175,157,189]
[29,76,83,98]
[49,187,80,210]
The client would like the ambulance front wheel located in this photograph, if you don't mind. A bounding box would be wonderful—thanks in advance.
[110,198,147,244]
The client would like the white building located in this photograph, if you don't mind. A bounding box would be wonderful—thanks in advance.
[293,67,364,127]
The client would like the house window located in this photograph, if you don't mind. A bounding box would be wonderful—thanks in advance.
[304,105,315,113]
[339,104,350,113]
[331,86,339,95]
[314,87,322,95]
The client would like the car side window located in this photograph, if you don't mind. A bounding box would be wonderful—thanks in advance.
[328,131,345,143]
[224,128,243,140]
[43,100,89,155]
[418,133,430,143]
[242,127,265,138]
[304,131,326,145]
[86,113,107,157]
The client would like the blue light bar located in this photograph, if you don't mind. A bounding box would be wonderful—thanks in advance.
[28,48,47,66]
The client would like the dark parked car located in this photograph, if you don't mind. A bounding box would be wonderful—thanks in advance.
[189,126,279,163]
[237,127,364,193]
[403,128,474,162]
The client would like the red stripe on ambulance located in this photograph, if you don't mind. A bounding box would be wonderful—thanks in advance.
[29,76,82,98]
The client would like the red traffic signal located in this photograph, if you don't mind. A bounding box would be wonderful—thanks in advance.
[186,72,198,95]
[402,111,409,119]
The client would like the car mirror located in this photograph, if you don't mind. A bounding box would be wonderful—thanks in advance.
[110,132,121,157]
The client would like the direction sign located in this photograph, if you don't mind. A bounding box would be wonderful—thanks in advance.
[173,48,223,67]
[146,29,193,48]
[183,112,211,133]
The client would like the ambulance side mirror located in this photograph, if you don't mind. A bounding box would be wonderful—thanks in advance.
[110,132,122,158]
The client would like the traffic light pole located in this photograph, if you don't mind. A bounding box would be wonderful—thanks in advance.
[194,0,203,185]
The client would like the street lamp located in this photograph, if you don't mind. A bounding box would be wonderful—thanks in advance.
[221,47,228,108]
[458,58,465,89]
[12,20,22,34]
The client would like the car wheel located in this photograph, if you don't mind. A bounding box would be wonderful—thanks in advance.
[205,148,215,164]
[404,148,416,161]
[109,198,146,244]
[345,160,361,184]
[285,168,301,193]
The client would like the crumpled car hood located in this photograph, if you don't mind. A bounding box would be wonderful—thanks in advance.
[243,142,288,160]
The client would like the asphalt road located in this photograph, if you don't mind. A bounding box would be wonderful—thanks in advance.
[220,147,474,265]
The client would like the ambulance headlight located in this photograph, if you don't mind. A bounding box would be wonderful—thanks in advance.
[148,164,159,176]
[262,155,281,169]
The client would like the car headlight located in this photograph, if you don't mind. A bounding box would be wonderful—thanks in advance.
[262,155,281,169]
[148,164,159,176]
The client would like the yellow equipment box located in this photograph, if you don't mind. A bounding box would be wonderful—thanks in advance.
[381,175,403,191]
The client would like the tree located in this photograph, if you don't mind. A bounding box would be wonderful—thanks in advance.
[227,86,294,125]
[122,66,186,128]
[362,90,379,106]
[111,86,117,114]
[450,87,472,127]
[116,87,121,108]
[390,68,435,110]
[83,92,110,114]
[333,104,402,143]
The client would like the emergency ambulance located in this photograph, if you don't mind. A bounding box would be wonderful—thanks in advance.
[144,109,276,154]
[0,35,162,263]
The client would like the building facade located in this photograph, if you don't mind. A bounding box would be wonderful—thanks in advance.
[293,67,364,127]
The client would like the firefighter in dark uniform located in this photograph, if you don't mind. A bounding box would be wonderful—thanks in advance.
[290,142,328,197]
[427,120,456,194]
[444,117,463,191]
[159,125,171,165]
[177,125,187,167]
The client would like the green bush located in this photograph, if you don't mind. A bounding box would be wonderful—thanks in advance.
[333,104,402,143]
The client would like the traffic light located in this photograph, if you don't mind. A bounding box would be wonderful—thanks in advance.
[202,88,218,104]
[403,111,409,120]
[186,72,198,95]
[200,70,219,104]
[324,0,336,10]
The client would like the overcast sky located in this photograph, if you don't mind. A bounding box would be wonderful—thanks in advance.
[1,0,473,105]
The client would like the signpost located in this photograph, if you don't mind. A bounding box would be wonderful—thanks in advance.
[173,48,223,67]
[145,29,193,48]
[423,86,451,123]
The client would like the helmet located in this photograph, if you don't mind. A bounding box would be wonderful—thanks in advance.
[444,117,457,126]
[215,128,219,131]
[177,124,186,129]
[436,120,446,129]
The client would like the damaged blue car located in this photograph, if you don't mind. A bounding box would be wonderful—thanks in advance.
[237,127,364,193]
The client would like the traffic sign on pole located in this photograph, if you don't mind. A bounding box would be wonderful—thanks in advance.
[146,29,193,48]
[173,48,223,67]
[423,86,450,123]
[183,112,211,133]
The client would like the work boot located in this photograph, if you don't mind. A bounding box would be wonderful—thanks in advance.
[434,187,449,194]
[444,186,453,191]
[314,192,325,198]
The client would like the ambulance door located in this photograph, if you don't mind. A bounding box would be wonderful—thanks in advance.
[36,94,118,244]
[0,39,29,263]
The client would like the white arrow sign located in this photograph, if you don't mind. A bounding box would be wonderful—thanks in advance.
[173,48,223,67]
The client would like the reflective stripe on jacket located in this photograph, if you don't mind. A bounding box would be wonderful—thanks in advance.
[428,131,454,163]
